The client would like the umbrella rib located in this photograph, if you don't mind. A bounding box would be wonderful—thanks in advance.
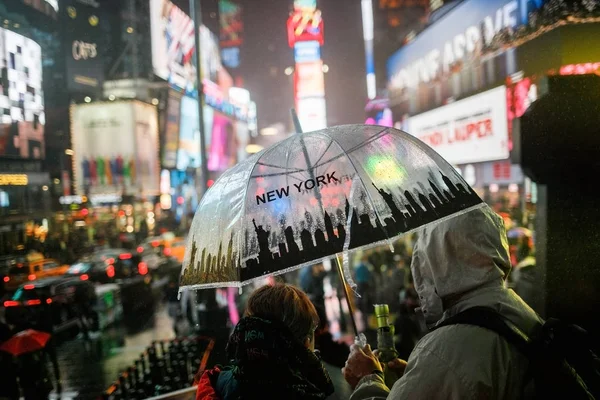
[238,140,287,277]
[256,161,304,172]
[251,170,308,181]
[312,139,334,170]
[315,131,394,244]
[250,128,390,179]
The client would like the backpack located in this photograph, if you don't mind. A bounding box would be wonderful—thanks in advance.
[436,307,600,400]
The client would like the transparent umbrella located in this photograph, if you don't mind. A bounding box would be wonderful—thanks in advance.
[179,124,484,333]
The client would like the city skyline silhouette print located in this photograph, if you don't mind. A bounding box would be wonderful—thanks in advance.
[179,125,484,289]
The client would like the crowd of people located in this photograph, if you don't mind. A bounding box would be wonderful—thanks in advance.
[193,205,595,400]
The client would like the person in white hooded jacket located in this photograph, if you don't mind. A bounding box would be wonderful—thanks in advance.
[343,205,543,400]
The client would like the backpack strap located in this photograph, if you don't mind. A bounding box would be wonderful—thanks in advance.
[433,306,532,357]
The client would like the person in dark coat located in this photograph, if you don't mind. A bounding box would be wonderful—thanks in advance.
[196,283,334,399]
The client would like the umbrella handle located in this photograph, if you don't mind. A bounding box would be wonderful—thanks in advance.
[334,255,359,336]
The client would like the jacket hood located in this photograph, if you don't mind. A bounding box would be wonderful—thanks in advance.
[410,205,512,327]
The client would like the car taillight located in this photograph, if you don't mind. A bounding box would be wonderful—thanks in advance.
[3,301,19,307]
[106,265,115,278]
[105,258,115,265]
[80,274,89,281]
[46,298,52,304]
[24,284,35,290]
[151,240,160,247]
[119,253,132,260]
[163,248,172,256]
[28,274,36,281]
[137,246,144,253]
[25,299,41,306]
[138,262,148,275]
[3,276,9,282]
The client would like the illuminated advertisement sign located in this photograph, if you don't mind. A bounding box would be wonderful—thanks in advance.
[219,0,243,47]
[71,101,160,195]
[200,25,221,84]
[150,0,196,93]
[206,112,238,172]
[150,0,221,94]
[203,80,253,122]
[162,89,183,169]
[294,41,321,63]
[0,28,45,160]
[388,0,526,91]
[294,0,317,11]
[296,97,327,132]
[406,86,509,165]
[22,0,59,18]
[176,94,240,172]
[287,9,324,48]
[0,174,28,186]
[295,61,325,98]
[221,47,240,69]
[176,96,202,170]
[63,0,105,92]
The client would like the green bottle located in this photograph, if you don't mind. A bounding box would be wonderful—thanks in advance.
[374,304,400,388]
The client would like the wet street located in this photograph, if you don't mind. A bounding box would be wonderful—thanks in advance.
[51,303,177,400]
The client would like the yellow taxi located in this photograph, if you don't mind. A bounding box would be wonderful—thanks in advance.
[142,233,187,264]
[4,252,70,292]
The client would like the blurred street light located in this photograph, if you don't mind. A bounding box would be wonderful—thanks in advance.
[284,67,294,76]
[322,64,329,73]
[246,144,264,154]
[151,98,159,105]
[84,96,91,103]
[42,186,49,191]
[108,94,116,101]
[65,149,74,156]
[126,26,134,33]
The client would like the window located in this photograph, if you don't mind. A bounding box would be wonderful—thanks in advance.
[43,262,58,270]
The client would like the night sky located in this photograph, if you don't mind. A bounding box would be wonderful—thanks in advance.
[239,0,367,131]
[169,0,368,132]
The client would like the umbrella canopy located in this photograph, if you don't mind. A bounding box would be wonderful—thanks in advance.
[180,125,483,291]
[0,329,51,356]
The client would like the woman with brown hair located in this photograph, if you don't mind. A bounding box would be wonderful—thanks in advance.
[196,283,334,399]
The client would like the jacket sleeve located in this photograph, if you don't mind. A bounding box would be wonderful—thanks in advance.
[387,346,474,400]
[349,373,390,400]
[349,345,475,400]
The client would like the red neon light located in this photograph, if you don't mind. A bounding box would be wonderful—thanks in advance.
[558,62,600,76]
[3,276,9,282]
[81,208,89,217]
[287,9,324,48]
[137,246,144,253]
[138,262,148,276]
[3,301,19,307]
[24,284,35,290]
[106,265,115,278]
[80,274,89,281]
[119,253,132,260]
[163,248,172,257]
[176,196,184,205]
[151,240,160,247]
[207,179,215,188]
[28,274,36,281]
[26,299,41,306]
